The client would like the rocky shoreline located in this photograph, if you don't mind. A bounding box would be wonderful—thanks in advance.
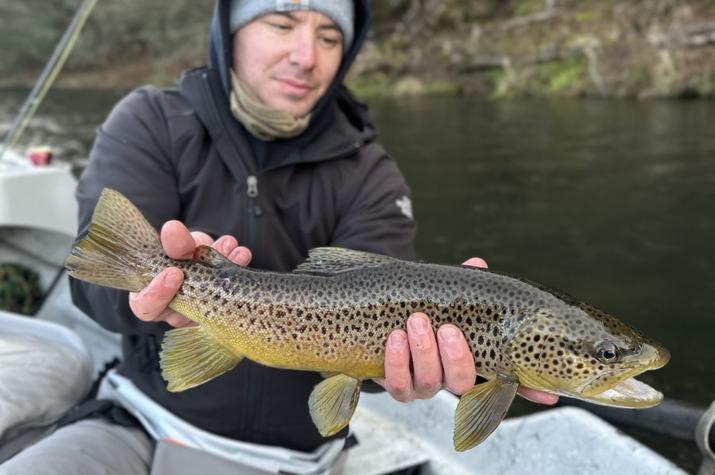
[2,1,715,99]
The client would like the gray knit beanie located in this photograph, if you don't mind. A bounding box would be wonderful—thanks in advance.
[230,0,354,50]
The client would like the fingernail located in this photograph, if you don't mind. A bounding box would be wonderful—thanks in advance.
[440,326,460,342]
[409,315,429,336]
[390,332,406,349]
[164,269,182,288]
[439,326,464,359]
[230,247,244,263]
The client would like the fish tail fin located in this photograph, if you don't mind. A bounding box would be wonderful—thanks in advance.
[64,188,162,292]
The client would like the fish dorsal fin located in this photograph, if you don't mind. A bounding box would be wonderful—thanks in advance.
[294,247,396,275]
[193,245,232,267]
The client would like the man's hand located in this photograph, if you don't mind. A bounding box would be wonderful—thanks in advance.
[374,257,559,406]
[128,220,252,328]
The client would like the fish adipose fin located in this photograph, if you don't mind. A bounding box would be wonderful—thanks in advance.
[454,374,519,451]
[308,374,362,436]
[64,188,162,292]
[294,247,396,275]
[193,245,234,267]
[161,326,243,392]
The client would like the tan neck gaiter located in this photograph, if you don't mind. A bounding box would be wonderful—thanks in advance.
[230,70,311,141]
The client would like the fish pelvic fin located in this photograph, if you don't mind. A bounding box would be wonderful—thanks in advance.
[64,188,161,292]
[308,374,362,436]
[160,326,242,392]
[454,374,519,451]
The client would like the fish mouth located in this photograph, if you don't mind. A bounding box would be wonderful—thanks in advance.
[578,343,670,408]
[583,377,664,408]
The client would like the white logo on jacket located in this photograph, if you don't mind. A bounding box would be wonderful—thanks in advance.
[395,196,413,220]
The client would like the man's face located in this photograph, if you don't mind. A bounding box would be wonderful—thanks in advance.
[232,10,344,118]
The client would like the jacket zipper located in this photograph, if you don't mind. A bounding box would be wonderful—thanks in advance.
[199,71,265,436]
[244,174,263,433]
[246,174,262,253]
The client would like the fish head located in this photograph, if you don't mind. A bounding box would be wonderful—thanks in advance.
[510,304,670,408]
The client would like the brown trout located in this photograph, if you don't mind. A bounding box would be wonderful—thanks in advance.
[65,188,670,451]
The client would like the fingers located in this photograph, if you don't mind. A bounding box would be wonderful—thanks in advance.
[212,235,238,256]
[383,313,459,402]
[518,387,559,405]
[129,267,183,322]
[229,246,252,266]
[212,235,252,266]
[161,221,196,259]
[462,257,488,269]
[161,221,252,267]
[191,231,214,247]
[437,325,477,395]
[383,330,413,402]
[407,313,443,398]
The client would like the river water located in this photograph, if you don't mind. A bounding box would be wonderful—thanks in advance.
[2,89,714,471]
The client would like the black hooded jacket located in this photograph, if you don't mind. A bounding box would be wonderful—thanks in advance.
[69,0,415,451]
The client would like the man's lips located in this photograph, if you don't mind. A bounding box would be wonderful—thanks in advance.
[275,77,315,95]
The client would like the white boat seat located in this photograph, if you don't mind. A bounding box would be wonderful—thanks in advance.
[0,150,78,237]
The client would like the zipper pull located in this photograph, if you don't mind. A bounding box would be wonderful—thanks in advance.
[246,175,258,198]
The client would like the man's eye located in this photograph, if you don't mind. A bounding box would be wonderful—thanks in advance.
[268,22,292,32]
[319,36,340,47]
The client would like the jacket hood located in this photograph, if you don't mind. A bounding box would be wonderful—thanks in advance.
[208,0,370,123]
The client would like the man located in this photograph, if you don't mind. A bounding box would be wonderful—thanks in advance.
[1,1,555,473]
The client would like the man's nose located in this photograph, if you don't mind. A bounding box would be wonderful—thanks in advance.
[288,34,317,70]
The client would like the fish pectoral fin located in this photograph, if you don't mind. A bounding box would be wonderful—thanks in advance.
[160,326,242,392]
[308,374,362,436]
[454,374,519,451]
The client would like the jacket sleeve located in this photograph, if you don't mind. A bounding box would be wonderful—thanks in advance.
[331,142,417,261]
[69,87,180,335]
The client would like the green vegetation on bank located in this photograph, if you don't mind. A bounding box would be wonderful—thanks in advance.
[0,264,43,315]
[1,0,715,98]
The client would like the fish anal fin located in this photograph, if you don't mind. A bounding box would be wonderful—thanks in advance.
[308,374,362,436]
[454,374,519,451]
[160,326,242,392]
[294,247,397,275]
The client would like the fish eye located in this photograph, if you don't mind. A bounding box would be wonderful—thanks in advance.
[595,341,620,363]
